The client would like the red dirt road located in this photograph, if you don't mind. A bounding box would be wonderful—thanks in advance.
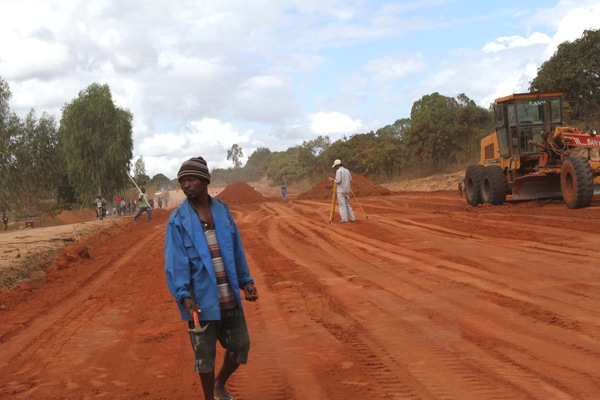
[2,190,600,399]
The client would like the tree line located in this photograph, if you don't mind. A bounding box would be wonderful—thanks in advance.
[212,92,493,187]
[2,29,599,218]
[0,82,134,220]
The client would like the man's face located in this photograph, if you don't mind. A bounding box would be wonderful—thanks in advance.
[179,176,208,199]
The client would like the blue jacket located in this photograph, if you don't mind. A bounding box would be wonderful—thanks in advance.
[165,197,254,321]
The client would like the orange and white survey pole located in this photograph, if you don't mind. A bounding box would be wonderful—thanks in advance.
[328,182,337,223]
[128,174,143,194]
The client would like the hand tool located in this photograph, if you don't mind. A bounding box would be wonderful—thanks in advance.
[187,309,209,333]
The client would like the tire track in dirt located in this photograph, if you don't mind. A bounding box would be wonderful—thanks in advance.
[252,202,521,398]
[0,214,187,399]
[239,202,420,398]
[243,198,600,398]
[264,203,532,398]
[0,222,165,397]
[326,208,600,396]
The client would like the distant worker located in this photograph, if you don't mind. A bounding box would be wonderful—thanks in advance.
[329,159,355,223]
[458,178,465,198]
[2,213,8,231]
[133,187,151,221]
[281,182,287,201]
[93,194,107,219]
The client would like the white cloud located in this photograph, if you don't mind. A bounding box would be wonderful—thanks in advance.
[0,32,71,80]
[482,32,552,53]
[365,53,426,82]
[309,111,363,136]
[272,53,325,74]
[233,75,300,122]
[137,118,253,175]
[542,0,600,58]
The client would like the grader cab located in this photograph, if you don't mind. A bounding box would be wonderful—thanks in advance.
[465,91,600,209]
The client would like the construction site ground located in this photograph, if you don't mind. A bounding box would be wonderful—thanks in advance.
[2,174,600,399]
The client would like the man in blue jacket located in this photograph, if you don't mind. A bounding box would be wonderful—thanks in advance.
[165,156,259,400]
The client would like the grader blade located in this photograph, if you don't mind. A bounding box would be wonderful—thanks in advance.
[594,177,600,194]
[511,174,563,200]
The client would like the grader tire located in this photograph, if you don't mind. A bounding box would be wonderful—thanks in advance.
[561,156,593,209]
[481,166,507,205]
[465,165,483,206]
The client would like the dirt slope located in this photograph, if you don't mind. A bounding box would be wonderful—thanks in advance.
[2,186,600,399]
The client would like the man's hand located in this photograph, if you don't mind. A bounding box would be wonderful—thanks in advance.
[243,282,259,301]
[328,177,334,182]
[182,297,201,317]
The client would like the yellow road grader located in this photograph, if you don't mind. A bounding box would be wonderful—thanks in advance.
[465,91,600,209]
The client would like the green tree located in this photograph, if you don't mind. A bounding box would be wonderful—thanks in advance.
[530,29,600,126]
[16,110,63,204]
[0,77,14,211]
[0,77,10,125]
[243,147,272,181]
[402,92,491,175]
[152,173,170,183]
[133,156,148,184]
[376,118,410,139]
[59,83,133,202]
[302,135,331,157]
[1,77,65,214]
[318,132,402,179]
[0,113,22,212]
[227,144,244,168]
[266,149,306,184]
[0,107,64,216]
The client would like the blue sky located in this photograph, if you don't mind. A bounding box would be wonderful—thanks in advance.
[1,0,599,179]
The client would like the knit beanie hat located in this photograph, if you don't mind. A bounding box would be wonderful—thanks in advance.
[177,157,211,183]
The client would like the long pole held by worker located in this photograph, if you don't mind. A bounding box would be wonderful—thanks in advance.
[128,174,143,194]
[328,182,337,223]
[350,188,369,220]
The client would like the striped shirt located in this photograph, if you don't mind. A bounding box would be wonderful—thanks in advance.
[202,221,237,310]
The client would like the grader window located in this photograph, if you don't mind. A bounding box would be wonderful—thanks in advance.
[519,128,534,153]
[485,143,495,159]
[508,107,516,127]
[495,107,504,124]
[550,98,561,123]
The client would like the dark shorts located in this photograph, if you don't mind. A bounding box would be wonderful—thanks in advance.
[188,308,250,373]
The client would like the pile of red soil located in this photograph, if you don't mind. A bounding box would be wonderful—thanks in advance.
[32,208,97,228]
[216,182,271,204]
[297,174,391,201]
[56,208,97,224]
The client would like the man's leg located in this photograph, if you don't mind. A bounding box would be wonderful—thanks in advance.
[337,193,348,222]
[200,372,216,400]
[190,320,218,399]
[214,355,240,399]
[345,194,356,222]
[213,308,250,399]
